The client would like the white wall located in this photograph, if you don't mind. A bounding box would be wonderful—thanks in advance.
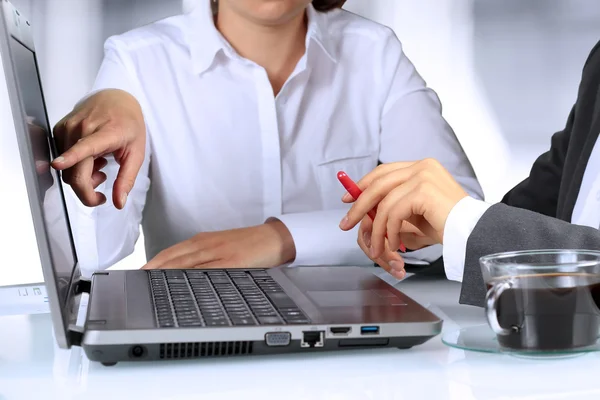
[472,0,600,187]
[474,0,600,146]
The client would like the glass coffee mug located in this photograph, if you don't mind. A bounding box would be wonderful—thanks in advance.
[480,249,600,351]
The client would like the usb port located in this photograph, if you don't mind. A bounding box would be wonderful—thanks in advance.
[360,326,379,335]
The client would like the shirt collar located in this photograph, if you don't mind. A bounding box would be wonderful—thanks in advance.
[305,3,338,63]
[186,1,231,75]
[187,2,338,76]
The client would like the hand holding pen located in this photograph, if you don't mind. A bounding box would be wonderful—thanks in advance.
[338,161,469,270]
[337,171,407,253]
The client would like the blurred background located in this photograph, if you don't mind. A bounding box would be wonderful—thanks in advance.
[2,0,600,287]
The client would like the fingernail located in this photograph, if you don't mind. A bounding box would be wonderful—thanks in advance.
[341,193,352,201]
[363,231,371,247]
[120,193,128,208]
[339,215,349,229]
[54,156,65,164]
[389,260,402,270]
[370,246,376,258]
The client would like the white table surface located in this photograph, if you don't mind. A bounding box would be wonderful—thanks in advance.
[1,274,599,400]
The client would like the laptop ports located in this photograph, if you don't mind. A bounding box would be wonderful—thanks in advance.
[329,327,351,336]
[129,345,146,359]
[265,332,291,347]
[360,326,380,335]
[301,331,324,348]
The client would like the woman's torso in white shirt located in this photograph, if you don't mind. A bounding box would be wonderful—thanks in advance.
[71,2,482,271]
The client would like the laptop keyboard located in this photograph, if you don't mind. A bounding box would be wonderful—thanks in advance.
[149,269,311,328]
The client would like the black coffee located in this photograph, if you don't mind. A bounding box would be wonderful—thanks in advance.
[486,273,600,350]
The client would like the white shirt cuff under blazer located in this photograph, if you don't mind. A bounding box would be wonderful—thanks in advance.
[442,196,492,282]
[68,1,483,271]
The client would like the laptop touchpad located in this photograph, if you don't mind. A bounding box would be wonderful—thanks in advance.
[306,290,406,307]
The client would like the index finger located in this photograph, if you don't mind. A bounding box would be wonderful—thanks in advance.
[341,161,417,203]
[52,127,118,170]
[356,161,417,188]
[340,166,415,230]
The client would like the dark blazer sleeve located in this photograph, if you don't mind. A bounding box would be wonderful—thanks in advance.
[500,110,573,216]
[458,40,600,307]
[459,204,600,306]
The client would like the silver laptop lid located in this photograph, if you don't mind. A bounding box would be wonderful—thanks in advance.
[0,0,84,348]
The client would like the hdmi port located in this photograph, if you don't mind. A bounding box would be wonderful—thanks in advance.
[330,327,351,335]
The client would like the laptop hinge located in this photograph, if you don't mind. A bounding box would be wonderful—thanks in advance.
[67,325,85,347]
[67,278,91,347]
[73,278,91,295]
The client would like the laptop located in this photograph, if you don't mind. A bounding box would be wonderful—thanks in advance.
[0,0,442,366]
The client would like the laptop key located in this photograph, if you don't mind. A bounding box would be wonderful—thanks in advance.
[248,303,270,308]
[204,312,226,319]
[249,271,269,277]
[179,320,203,327]
[258,316,283,325]
[206,320,229,327]
[256,313,278,319]
[226,306,248,312]
[176,310,199,316]
[196,297,218,302]
[232,318,256,326]
[174,306,197,311]
[199,307,222,313]
[285,319,310,324]
[282,310,303,317]
[198,301,222,310]
[265,292,296,309]
[230,313,253,319]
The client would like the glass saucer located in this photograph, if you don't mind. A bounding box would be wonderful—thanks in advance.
[442,325,600,359]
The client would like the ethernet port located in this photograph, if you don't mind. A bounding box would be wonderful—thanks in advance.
[301,331,324,348]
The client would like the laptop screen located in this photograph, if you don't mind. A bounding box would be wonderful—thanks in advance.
[8,35,78,307]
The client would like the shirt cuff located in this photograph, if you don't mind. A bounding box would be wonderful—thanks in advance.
[270,209,373,267]
[442,196,492,282]
[402,244,442,266]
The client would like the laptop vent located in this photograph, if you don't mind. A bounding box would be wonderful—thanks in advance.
[159,341,254,359]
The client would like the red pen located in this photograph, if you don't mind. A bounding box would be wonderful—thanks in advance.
[337,171,406,253]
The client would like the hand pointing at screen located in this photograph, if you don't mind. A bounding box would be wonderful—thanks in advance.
[51,89,146,209]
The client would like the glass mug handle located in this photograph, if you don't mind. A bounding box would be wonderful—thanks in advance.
[485,281,513,336]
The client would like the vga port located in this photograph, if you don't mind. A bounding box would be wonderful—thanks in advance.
[265,332,291,347]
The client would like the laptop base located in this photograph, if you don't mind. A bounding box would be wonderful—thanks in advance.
[85,335,435,366]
